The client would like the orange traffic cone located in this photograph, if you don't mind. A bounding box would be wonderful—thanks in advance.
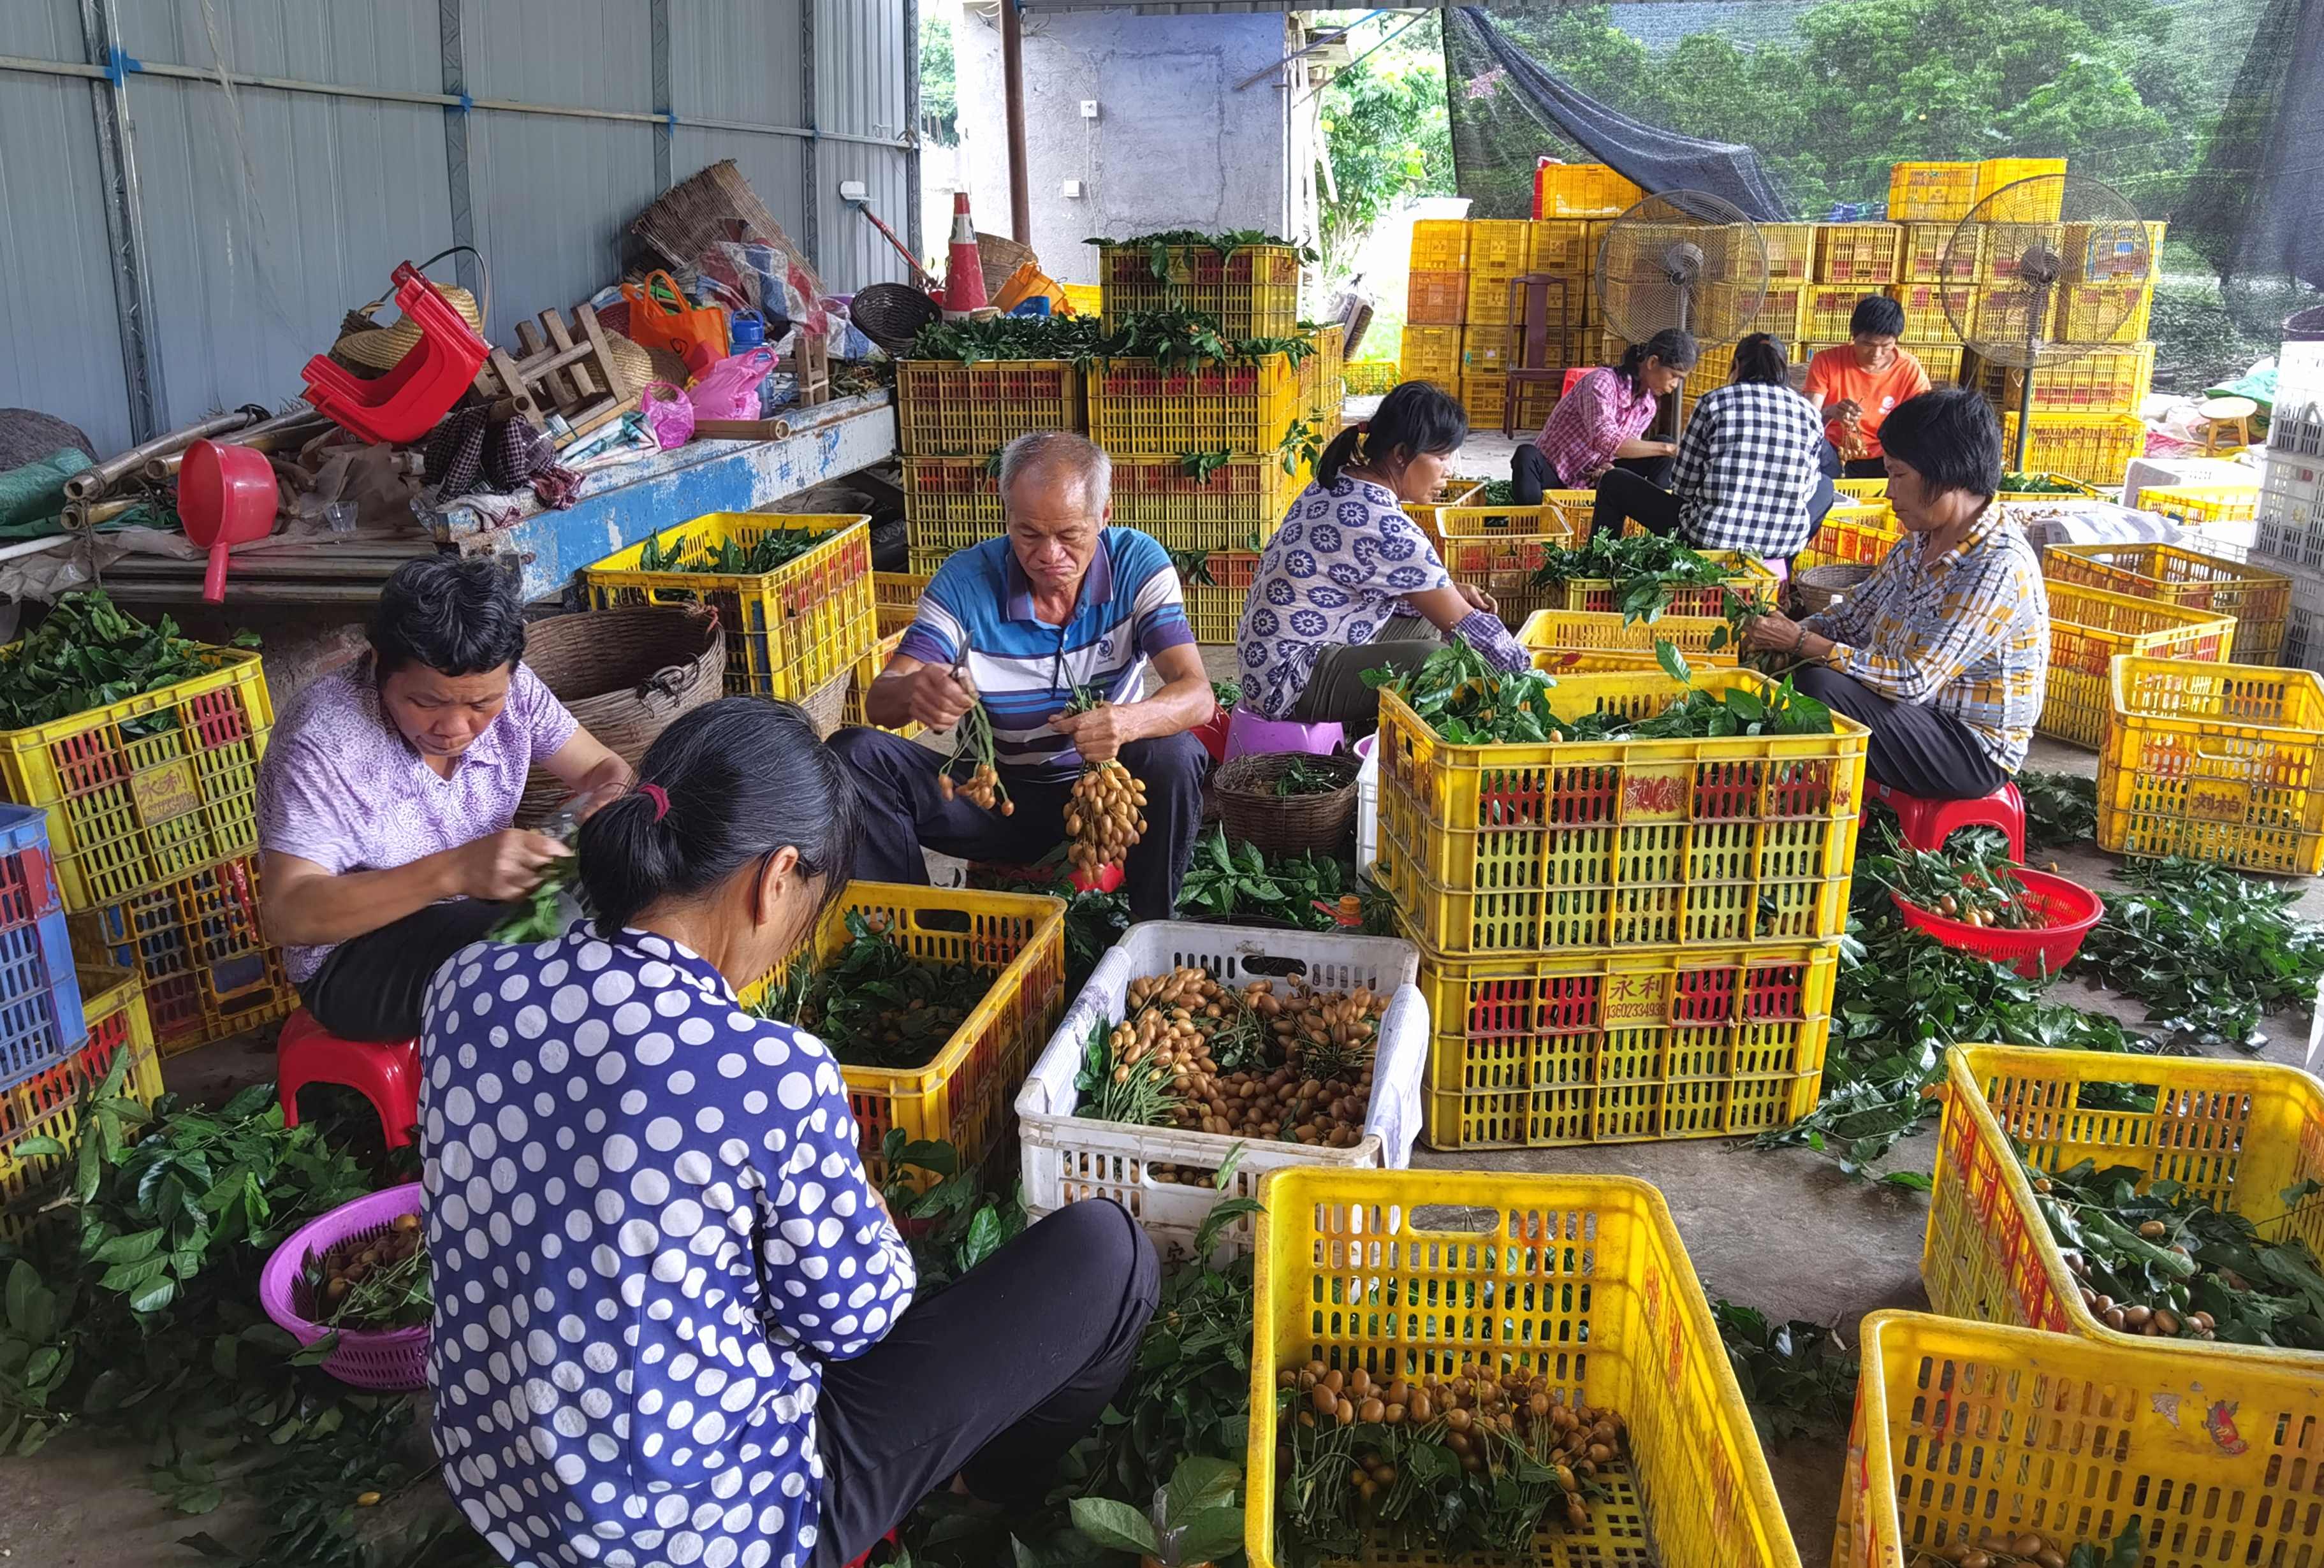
[941,192,989,319]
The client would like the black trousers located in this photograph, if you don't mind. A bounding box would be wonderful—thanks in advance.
[807,1200,1160,1566]
[298,897,511,1042]
[1510,446,1670,505]
[829,726,1207,922]
[1289,615,1441,725]
[1790,663,2006,800]
[1841,454,1889,480]
[1593,466,1679,539]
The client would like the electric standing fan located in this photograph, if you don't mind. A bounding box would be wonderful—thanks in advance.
[1595,191,1770,437]
[1941,173,2152,470]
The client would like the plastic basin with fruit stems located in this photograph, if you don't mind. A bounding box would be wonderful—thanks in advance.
[258,1182,430,1391]
[1890,867,2103,979]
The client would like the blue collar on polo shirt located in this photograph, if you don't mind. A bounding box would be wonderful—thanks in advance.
[1004,536,1115,624]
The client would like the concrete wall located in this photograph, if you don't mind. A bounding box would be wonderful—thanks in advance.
[956,8,1294,287]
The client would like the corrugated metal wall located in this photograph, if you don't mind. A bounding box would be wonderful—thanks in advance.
[0,0,914,457]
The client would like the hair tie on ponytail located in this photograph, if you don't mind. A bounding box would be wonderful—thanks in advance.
[639,783,669,821]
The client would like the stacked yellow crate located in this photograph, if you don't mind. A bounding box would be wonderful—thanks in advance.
[1374,666,1870,1149]
[1403,217,1594,430]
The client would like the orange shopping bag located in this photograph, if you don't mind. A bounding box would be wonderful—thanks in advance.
[619,270,729,363]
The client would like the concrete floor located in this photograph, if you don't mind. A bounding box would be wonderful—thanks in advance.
[8,688,2319,1565]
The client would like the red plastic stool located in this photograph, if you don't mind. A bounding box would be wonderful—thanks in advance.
[277,1008,422,1149]
[1864,778,2026,862]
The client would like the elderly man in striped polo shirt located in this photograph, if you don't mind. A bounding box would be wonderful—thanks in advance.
[831,430,1213,920]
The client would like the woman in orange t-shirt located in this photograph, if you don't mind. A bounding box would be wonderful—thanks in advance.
[1802,294,1931,479]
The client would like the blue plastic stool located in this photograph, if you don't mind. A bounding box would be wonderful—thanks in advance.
[1224,706,1344,761]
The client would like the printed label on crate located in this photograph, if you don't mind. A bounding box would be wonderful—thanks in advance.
[128,758,202,825]
[1604,969,1667,1026]
[2186,778,2256,823]
[1619,766,1691,820]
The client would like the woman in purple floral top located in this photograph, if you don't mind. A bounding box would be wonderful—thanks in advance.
[1236,382,1531,725]
[259,557,632,1042]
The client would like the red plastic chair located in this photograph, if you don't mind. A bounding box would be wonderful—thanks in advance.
[301,263,491,443]
[1864,778,2026,863]
[1562,367,1590,398]
[277,1008,421,1149]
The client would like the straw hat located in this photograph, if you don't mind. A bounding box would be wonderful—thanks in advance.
[332,284,486,374]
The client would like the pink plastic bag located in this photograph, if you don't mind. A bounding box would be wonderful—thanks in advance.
[639,381,695,448]
[687,347,778,421]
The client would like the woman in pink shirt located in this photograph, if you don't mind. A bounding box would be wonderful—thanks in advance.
[1510,328,1696,502]
[258,557,632,1041]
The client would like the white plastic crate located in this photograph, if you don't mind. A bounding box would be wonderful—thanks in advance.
[2284,563,2324,671]
[2255,445,2324,570]
[1014,920,1426,1260]
[1354,735,1379,876]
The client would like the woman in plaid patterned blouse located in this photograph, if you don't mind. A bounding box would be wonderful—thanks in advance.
[1742,388,2049,801]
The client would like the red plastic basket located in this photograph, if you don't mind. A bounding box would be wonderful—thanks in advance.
[1890,867,2103,978]
[258,1182,429,1391]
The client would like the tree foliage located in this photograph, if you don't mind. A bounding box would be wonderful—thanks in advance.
[1461,0,2210,220]
[920,9,957,145]
[1317,24,1454,272]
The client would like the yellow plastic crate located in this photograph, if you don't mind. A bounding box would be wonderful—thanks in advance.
[1400,325,1463,393]
[585,513,873,702]
[873,570,929,637]
[68,852,292,1057]
[1917,344,1968,387]
[2097,657,2324,874]
[841,631,923,740]
[1750,282,1809,342]
[1985,220,2070,282]
[738,882,1065,1187]
[1882,282,1965,344]
[1408,219,1469,271]
[1435,498,1589,626]
[1415,941,1839,1148]
[1548,552,1776,618]
[1406,479,1484,548]
[2136,483,2259,526]
[2045,544,2288,663]
[1465,219,1535,276]
[1804,284,1882,340]
[2053,282,2152,345]
[1926,1043,2324,1368]
[1796,500,1901,572]
[1836,1309,2324,1568]
[0,962,151,1151]
[1897,221,1985,283]
[1342,360,1399,397]
[1095,241,1302,337]
[1975,156,2066,212]
[0,964,161,1247]
[1514,607,1742,671]
[894,358,1084,456]
[1813,223,1903,285]
[1461,323,1515,377]
[1086,353,1301,456]
[2042,580,2236,747]
[2001,412,2147,486]
[1245,1168,1799,1567]
[0,644,273,915]
[1405,269,1469,326]
[1977,342,2154,416]
[1888,163,1980,222]
[1528,218,1594,277]
[1835,478,1889,500]
[1177,549,1262,644]
[908,454,1290,556]
[1306,323,1345,425]
[1533,163,1642,217]
[1459,374,1557,435]
[2063,218,2168,284]
[1373,667,1869,957]
[1750,222,1816,282]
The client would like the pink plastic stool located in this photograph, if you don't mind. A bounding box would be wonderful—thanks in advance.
[1865,778,2026,862]
[1224,707,1343,762]
[277,1008,421,1149]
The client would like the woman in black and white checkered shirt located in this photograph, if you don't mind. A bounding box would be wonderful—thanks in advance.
[1594,333,1837,567]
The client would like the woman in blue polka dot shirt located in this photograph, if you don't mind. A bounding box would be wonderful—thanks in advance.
[419,697,1158,1568]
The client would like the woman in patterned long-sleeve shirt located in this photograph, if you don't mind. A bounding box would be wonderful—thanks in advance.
[1741,388,2049,800]
[419,697,1157,1568]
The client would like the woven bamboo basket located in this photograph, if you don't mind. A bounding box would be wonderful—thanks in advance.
[1215,752,1361,855]
[1792,562,1873,618]
[516,606,724,827]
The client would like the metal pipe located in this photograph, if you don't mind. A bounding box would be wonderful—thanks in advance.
[138,408,325,481]
[1000,0,1030,244]
[65,405,268,501]
[0,53,905,148]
